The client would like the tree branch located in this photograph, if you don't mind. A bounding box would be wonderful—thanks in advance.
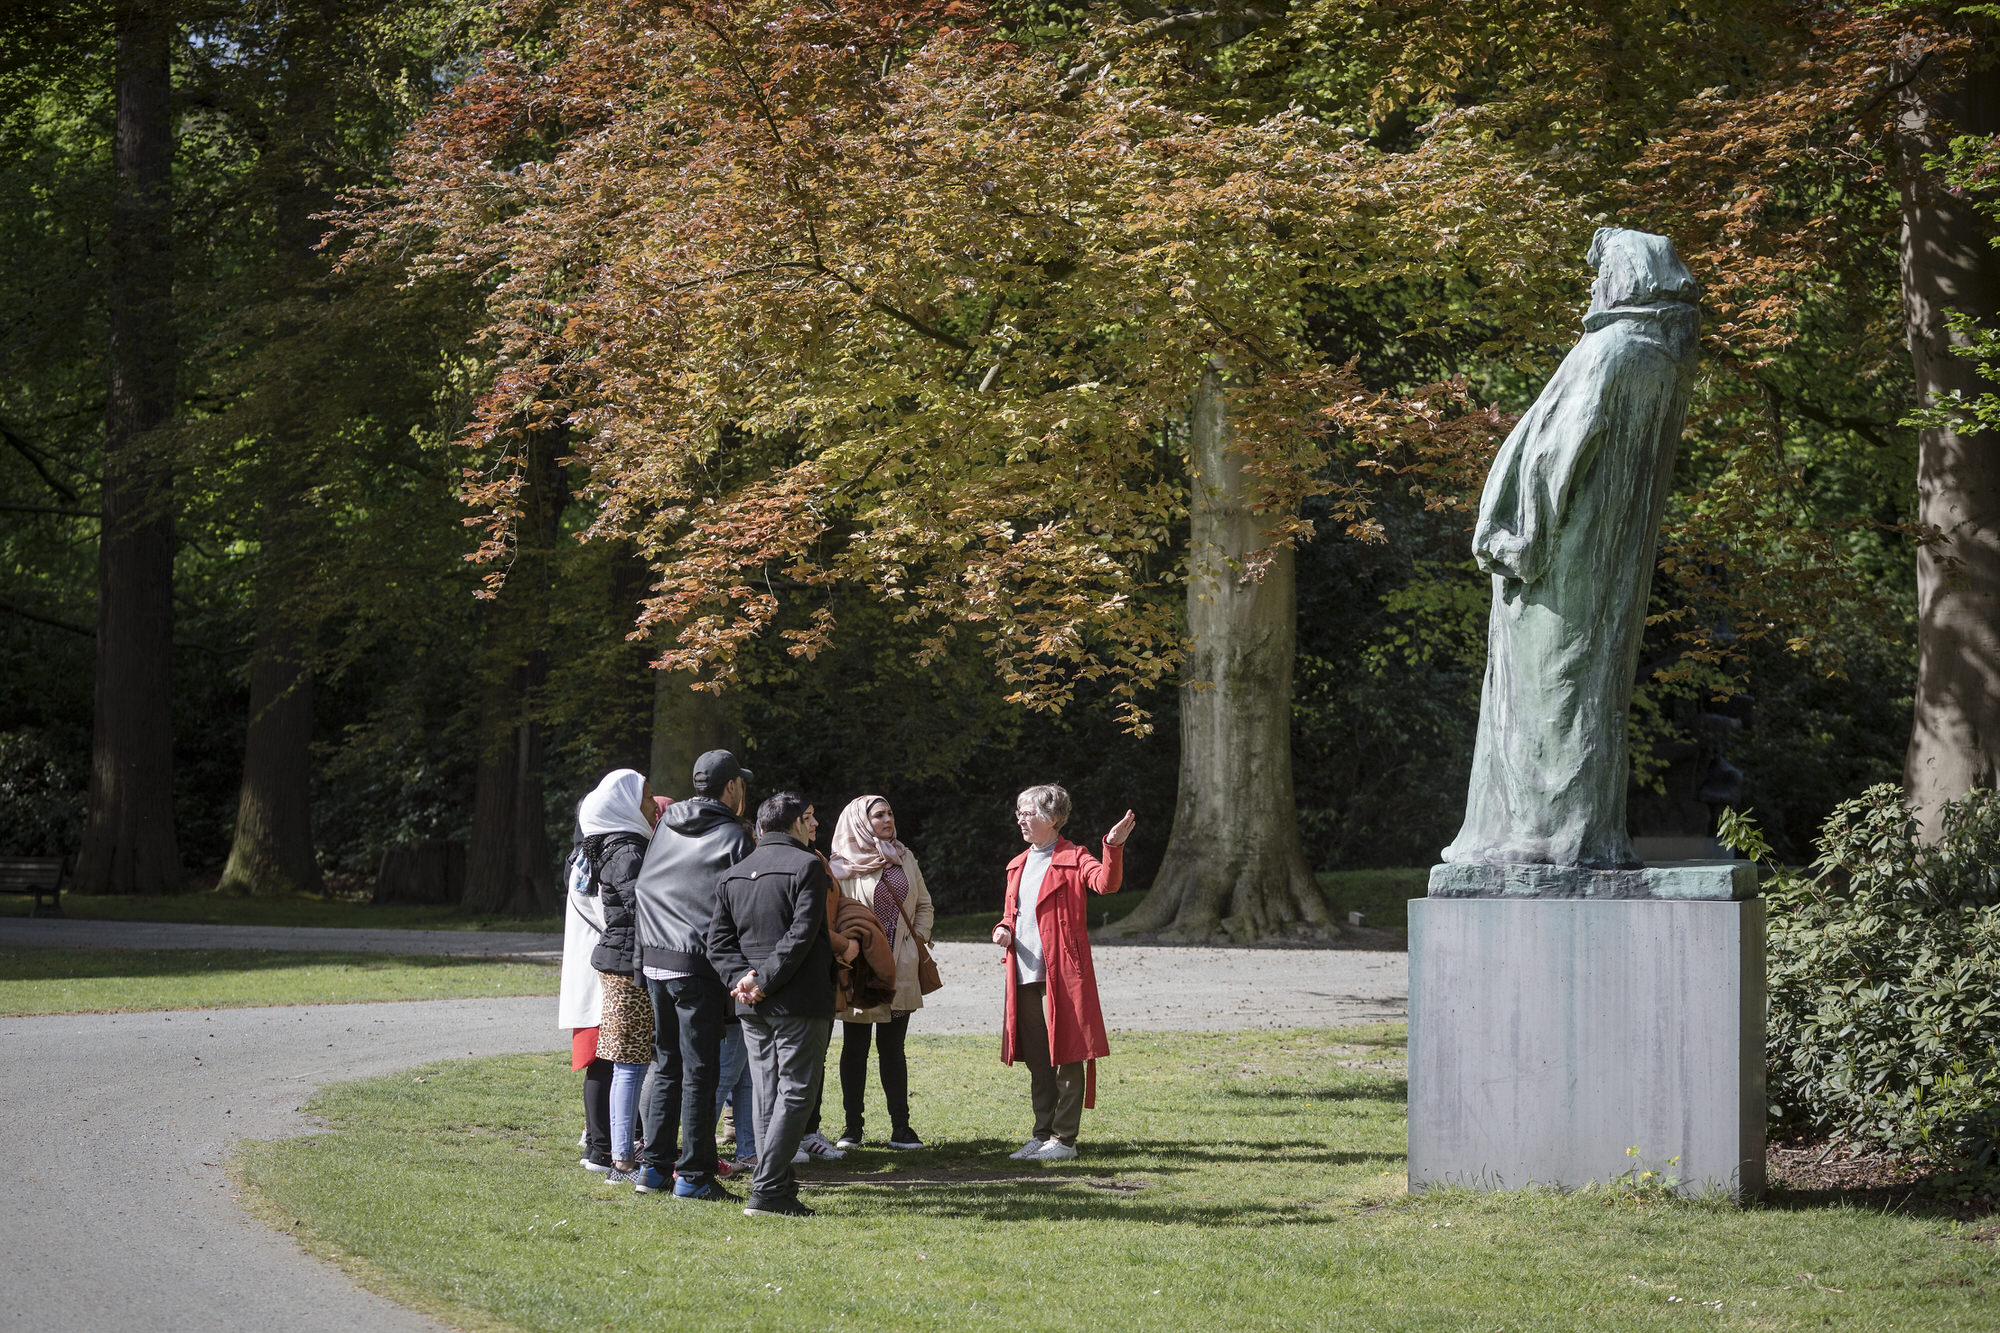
[1758,376,1899,449]
[0,504,93,518]
[0,597,92,636]
[1,422,81,502]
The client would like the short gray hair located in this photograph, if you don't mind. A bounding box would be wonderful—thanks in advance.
[1016,784,1071,831]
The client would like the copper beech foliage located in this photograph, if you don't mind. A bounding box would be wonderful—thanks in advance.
[340,0,1526,730]
[343,0,1969,726]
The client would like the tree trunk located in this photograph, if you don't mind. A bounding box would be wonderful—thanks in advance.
[217,64,330,897]
[463,658,555,915]
[462,425,564,916]
[74,0,179,895]
[650,671,736,799]
[1107,365,1331,941]
[216,635,320,896]
[1898,27,2000,839]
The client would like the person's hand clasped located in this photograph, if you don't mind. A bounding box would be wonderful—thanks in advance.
[991,923,1012,957]
[732,971,764,1005]
[840,935,859,965]
[1105,809,1137,846]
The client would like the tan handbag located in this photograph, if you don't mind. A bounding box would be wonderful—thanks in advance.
[895,892,944,994]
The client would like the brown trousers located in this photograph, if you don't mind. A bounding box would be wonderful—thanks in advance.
[1013,980,1085,1145]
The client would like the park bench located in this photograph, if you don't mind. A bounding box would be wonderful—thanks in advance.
[0,856,66,916]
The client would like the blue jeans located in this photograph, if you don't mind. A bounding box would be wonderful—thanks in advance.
[717,1019,756,1159]
[640,971,728,1187]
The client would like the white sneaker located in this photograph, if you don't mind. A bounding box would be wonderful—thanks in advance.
[792,1148,810,1164]
[801,1131,847,1161]
[1008,1139,1046,1160]
[1029,1140,1078,1161]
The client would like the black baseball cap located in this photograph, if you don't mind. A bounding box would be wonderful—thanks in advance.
[693,749,752,790]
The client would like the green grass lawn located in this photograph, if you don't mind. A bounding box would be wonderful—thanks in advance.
[0,947,558,1015]
[237,1026,1998,1332]
[1,887,562,932]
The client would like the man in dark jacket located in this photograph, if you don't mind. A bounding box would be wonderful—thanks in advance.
[708,790,850,1218]
[632,750,755,1200]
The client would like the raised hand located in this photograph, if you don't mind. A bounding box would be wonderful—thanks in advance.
[1105,809,1137,846]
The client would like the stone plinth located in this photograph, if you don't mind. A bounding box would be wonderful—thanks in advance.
[1408,890,1765,1199]
[1428,858,1757,901]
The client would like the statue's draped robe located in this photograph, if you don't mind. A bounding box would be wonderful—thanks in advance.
[1443,293,1698,869]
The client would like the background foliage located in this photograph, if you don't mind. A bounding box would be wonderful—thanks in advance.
[5,0,1984,910]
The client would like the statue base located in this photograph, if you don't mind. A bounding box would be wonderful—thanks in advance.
[1408,887,1765,1199]
[1428,858,1757,900]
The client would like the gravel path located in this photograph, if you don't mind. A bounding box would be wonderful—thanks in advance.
[0,935,1405,1332]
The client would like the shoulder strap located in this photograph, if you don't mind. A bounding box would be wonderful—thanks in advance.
[893,891,924,943]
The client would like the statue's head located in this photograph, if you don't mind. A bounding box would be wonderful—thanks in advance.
[1585,228,1698,311]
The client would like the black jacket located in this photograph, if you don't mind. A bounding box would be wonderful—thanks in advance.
[636,798,755,973]
[706,832,836,1019]
[584,831,652,975]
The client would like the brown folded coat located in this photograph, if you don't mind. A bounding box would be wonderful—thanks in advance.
[828,892,896,1014]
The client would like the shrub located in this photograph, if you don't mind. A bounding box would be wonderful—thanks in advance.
[1756,785,2000,1164]
[0,729,86,857]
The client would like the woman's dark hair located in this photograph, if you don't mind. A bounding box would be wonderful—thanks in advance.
[756,790,812,835]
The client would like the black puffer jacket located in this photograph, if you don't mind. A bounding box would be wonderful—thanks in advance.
[585,832,652,975]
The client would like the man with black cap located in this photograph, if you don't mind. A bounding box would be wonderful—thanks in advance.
[631,749,755,1200]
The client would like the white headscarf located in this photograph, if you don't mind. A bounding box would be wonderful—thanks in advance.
[577,768,654,841]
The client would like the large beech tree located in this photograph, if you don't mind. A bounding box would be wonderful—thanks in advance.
[353,0,1975,931]
[349,0,1532,937]
[76,0,179,895]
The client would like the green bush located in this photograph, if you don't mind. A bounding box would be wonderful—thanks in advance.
[1757,785,2000,1164]
[0,729,85,857]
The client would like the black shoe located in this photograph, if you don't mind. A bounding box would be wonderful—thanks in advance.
[743,1196,817,1218]
[835,1128,863,1149]
[886,1128,924,1150]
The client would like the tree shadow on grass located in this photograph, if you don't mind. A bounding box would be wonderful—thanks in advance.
[802,1176,1354,1227]
[0,947,537,982]
[1218,1079,1409,1104]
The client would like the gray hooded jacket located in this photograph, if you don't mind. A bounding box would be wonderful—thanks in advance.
[636,796,755,974]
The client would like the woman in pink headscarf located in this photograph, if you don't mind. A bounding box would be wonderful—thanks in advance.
[827,795,935,1150]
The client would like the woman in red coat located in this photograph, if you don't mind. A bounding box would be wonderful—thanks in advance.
[991,784,1137,1162]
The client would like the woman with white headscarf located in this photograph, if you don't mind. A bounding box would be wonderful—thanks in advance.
[828,795,935,1150]
[575,768,659,1183]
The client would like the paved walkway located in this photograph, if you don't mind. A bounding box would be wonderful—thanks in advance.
[0,932,1406,1332]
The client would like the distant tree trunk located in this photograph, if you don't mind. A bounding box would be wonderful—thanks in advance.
[464,657,555,914]
[650,671,736,799]
[1108,364,1331,941]
[75,0,179,895]
[1898,26,2000,839]
[216,633,320,896]
[462,425,565,916]
[218,67,330,897]
[605,548,659,773]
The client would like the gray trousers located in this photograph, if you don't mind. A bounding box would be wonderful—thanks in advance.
[1015,980,1085,1145]
[741,1014,833,1206]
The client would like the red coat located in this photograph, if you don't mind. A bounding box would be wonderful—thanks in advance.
[999,838,1123,1105]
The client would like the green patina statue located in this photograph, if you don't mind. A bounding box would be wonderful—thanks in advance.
[1442,228,1701,870]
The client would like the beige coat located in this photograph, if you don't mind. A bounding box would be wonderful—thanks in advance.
[835,852,935,1020]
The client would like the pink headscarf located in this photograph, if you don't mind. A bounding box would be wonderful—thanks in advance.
[828,795,908,881]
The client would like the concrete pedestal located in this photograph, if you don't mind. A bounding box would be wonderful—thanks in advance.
[1408,893,1765,1198]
